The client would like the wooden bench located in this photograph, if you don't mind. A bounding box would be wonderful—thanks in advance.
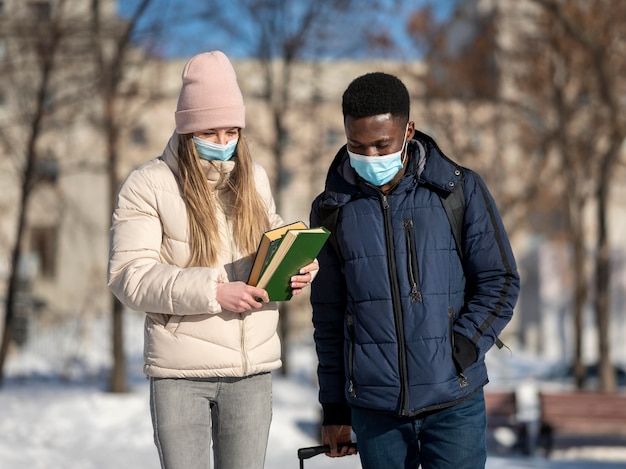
[538,391,626,454]
[484,390,530,454]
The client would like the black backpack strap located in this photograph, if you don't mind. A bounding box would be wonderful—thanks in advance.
[439,182,465,263]
[439,181,509,352]
[318,203,344,266]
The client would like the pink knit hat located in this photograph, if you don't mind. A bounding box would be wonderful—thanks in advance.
[175,51,245,134]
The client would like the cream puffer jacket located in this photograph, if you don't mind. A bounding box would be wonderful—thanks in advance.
[108,133,284,378]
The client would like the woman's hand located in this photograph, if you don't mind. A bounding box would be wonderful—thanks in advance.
[290,261,319,296]
[216,281,269,313]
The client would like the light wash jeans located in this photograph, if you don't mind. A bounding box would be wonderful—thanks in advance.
[352,388,487,469]
[149,373,272,469]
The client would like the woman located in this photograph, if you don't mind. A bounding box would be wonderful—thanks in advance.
[107,51,317,469]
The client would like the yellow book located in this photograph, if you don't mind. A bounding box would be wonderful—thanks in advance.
[247,221,308,287]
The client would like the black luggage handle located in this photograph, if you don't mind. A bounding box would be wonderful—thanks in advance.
[297,442,357,467]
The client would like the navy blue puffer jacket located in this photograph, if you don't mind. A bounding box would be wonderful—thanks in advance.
[310,132,520,423]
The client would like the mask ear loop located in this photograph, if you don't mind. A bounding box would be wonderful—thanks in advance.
[400,122,410,165]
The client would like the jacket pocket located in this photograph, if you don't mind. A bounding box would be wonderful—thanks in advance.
[403,219,422,303]
[449,307,470,388]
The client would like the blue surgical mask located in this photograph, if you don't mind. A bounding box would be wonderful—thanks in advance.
[348,127,408,186]
[193,136,238,161]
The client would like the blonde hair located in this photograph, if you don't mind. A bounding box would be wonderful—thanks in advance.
[177,132,270,267]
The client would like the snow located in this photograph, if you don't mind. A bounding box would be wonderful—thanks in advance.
[1,322,626,469]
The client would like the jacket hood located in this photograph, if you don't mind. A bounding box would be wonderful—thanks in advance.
[319,130,464,210]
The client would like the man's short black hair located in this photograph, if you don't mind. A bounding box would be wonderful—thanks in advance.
[342,72,410,121]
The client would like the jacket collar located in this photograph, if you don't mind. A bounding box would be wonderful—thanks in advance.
[413,130,464,193]
[320,130,464,208]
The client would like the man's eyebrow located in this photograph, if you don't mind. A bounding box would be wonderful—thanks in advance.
[348,136,392,145]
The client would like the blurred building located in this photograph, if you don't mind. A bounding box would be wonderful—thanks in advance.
[0,0,126,356]
[0,0,624,376]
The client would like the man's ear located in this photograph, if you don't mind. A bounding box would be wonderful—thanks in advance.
[407,121,416,140]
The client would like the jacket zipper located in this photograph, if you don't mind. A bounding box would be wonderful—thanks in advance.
[449,307,455,342]
[403,219,422,303]
[347,314,356,398]
[381,194,410,415]
[223,210,249,376]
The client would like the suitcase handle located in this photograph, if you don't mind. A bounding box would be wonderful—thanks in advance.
[297,442,357,460]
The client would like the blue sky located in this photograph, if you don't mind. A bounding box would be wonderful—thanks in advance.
[117,0,457,59]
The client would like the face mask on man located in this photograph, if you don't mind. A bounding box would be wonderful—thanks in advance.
[348,125,408,186]
[193,136,238,161]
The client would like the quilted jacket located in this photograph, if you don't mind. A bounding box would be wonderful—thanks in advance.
[108,132,284,379]
[310,131,520,422]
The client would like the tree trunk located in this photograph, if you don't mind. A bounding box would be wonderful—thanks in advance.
[106,108,127,393]
[109,296,127,392]
[0,233,24,388]
[0,48,53,386]
[0,170,34,387]
[92,0,154,393]
[569,197,587,389]
[594,146,618,392]
[273,106,291,376]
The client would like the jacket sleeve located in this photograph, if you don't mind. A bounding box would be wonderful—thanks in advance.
[454,170,520,361]
[107,168,223,316]
[309,198,351,426]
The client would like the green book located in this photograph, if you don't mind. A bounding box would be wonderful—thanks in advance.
[249,225,330,301]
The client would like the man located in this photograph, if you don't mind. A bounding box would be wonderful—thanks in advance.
[309,72,520,469]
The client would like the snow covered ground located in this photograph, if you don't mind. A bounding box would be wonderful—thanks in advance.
[1,326,626,469]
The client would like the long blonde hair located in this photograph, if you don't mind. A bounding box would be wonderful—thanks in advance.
[177,131,270,267]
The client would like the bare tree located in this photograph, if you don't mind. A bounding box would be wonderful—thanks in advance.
[498,1,598,387]
[89,0,156,393]
[403,3,539,228]
[528,0,626,391]
[0,0,92,386]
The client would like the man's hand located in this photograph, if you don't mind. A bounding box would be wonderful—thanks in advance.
[322,425,357,458]
[216,281,268,312]
[290,261,319,296]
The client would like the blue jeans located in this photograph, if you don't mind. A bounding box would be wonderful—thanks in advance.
[352,388,487,469]
[149,373,272,469]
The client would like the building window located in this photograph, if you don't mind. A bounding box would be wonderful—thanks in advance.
[30,226,58,279]
[28,1,52,21]
[326,128,341,147]
[0,38,6,63]
[279,130,291,147]
[130,126,147,146]
[43,95,55,114]
[34,153,58,184]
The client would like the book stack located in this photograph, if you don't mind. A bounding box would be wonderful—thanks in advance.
[248,221,330,301]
